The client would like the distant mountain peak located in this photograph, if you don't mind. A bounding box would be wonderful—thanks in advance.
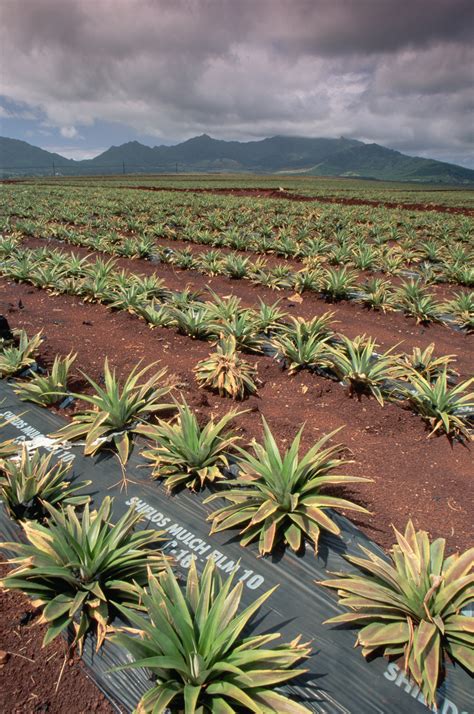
[1,134,473,184]
[183,133,214,143]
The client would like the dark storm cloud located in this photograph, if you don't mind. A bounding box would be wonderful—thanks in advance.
[266,0,474,55]
[1,0,473,165]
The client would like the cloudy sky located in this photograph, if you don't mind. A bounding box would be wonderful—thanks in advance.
[1,0,473,166]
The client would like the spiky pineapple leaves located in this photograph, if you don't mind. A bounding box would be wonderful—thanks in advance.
[329,335,405,406]
[0,329,43,377]
[0,497,167,652]
[112,558,311,714]
[319,521,474,708]
[13,351,77,406]
[270,314,334,375]
[206,419,370,556]
[0,444,90,522]
[400,369,474,441]
[194,335,258,400]
[50,359,175,464]
[138,401,243,491]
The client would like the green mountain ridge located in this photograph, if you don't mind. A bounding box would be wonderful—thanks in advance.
[0,137,74,169]
[1,134,473,184]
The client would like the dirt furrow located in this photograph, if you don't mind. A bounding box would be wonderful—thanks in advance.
[18,236,474,379]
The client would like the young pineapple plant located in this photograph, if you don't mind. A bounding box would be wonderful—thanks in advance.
[13,352,76,406]
[0,329,43,378]
[399,343,457,381]
[271,315,334,375]
[83,256,117,280]
[3,252,40,282]
[442,291,474,332]
[320,521,474,708]
[246,256,268,279]
[417,262,440,286]
[223,253,250,279]
[275,233,299,258]
[50,360,174,464]
[206,420,369,555]
[194,336,258,400]
[30,263,68,291]
[328,242,352,266]
[171,304,216,340]
[352,245,379,271]
[0,497,166,652]
[252,266,293,290]
[169,247,197,270]
[301,236,329,258]
[400,369,473,440]
[357,278,396,312]
[293,268,322,294]
[204,291,242,321]
[443,261,474,287]
[254,297,288,334]
[137,300,174,328]
[139,402,240,491]
[0,234,21,258]
[381,248,405,276]
[329,335,405,406]
[320,267,358,301]
[396,280,441,324]
[212,311,263,353]
[111,558,311,714]
[139,274,171,301]
[62,252,89,277]
[79,257,118,303]
[168,287,202,309]
[197,249,225,276]
[117,235,155,259]
[0,445,90,522]
[79,272,116,303]
[109,283,150,315]
[421,239,445,263]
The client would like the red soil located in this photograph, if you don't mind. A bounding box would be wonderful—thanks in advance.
[19,236,474,380]
[0,563,114,713]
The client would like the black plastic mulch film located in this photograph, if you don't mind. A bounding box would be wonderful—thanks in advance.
[0,381,471,714]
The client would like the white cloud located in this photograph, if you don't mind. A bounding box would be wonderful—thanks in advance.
[59,126,79,139]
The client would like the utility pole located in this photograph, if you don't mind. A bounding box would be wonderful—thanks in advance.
[52,161,55,177]
[122,161,126,175]
[176,162,178,174]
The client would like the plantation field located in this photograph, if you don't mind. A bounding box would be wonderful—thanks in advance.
[5,172,474,207]
[0,176,473,712]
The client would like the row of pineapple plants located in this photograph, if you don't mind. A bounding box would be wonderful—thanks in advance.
[6,210,473,329]
[0,347,472,710]
[155,245,473,328]
[3,182,472,279]
[3,204,473,315]
[1,245,473,440]
[2,321,473,449]
[10,209,474,289]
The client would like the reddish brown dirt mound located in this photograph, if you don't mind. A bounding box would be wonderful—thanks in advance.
[0,565,114,714]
